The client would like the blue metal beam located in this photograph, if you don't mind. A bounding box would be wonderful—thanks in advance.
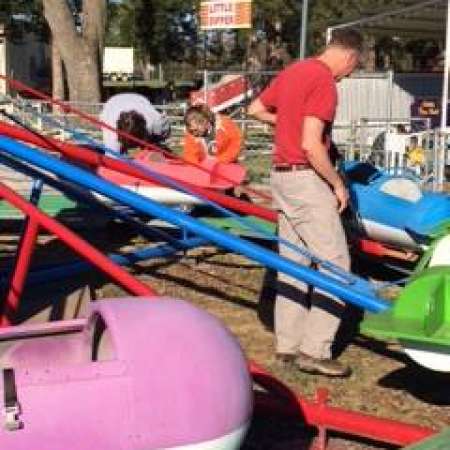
[0,136,390,313]
[19,237,207,286]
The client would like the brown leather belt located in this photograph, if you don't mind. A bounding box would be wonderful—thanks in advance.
[273,164,312,172]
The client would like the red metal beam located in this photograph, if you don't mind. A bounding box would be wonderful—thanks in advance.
[249,362,435,447]
[1,217,40,326]
[0,181,155,326]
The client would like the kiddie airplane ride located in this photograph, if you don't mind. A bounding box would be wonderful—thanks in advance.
[97,92,247,207]
[343,160,450,277]
[0,75,447,448]
[0,125,439,450]
[0,299,252,450]
[0,92,248,219]
[1,76,450,373]
[343,161,450,256]
[2,74,450,372]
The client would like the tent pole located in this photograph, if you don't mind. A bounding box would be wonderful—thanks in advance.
[326,27,333,44]
[438,0,450,188]
[300,0,309,58]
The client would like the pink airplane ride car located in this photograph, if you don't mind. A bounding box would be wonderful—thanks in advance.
[0,299,253,449]
[98,92,247,207]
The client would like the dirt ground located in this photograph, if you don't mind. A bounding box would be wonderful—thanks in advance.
[2,225,450,449]
[99,233,449,449]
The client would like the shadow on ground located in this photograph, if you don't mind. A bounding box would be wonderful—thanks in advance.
[378,365,450,405]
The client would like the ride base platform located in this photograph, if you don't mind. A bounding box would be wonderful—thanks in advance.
[404,428,450,449]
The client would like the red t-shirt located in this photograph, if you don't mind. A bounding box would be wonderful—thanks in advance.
[259,58,337,165]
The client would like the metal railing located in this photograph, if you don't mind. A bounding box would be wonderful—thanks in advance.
[2,96,448,191]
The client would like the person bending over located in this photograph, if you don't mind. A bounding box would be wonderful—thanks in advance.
[101,93,171,156]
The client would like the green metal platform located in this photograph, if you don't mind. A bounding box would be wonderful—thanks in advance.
[0,194,83,219]
[403,428,450,449]
[361,266,450,347]
[201,216,276,238]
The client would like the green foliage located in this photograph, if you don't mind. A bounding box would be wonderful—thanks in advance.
[0,0,46,37]
[0,0,41,17]
[308,0,412,51]
[106,0,197,64]
[105,0,299,68]
[225,0,413,65]
[3,0,438,73]
[249,0,298,55]
[106,1,135,46]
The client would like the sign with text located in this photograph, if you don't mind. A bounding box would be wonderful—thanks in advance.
[200,0,252,30]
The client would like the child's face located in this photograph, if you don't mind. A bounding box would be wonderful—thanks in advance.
[187,117,210,137]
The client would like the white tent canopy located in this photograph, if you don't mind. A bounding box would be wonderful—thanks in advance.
[327,0,447,39]
[326,0,449,186]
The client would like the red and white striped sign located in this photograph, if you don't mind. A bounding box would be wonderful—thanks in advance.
[199,0,252,30]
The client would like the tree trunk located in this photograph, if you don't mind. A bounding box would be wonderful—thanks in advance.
[63,43,102,105]
[43,0,106,104]
[83,0,107,71]
[51,38,65,101]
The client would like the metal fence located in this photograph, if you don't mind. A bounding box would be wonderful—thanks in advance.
[2,94,448,191]
[10,98,104,141]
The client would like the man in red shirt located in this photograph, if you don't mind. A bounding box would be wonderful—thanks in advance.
[249,29,362,377]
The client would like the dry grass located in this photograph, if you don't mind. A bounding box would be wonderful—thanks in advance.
[99,244,450,449]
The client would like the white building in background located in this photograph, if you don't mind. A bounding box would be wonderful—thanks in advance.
[103,47,134,82]
[0,23,51,96]
[332,71,444,147]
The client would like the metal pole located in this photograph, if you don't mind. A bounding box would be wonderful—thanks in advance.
[387,69,394,126]
[300,0,309,59]
[438,0,450,188]
[203,69,208,104]
[203,30,208,104]
[252,364,435,447]
[326,27,333,44]
[1,217,39,326]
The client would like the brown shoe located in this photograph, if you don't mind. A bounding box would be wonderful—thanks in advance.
[275,353,297,365]
[295,352,352,378]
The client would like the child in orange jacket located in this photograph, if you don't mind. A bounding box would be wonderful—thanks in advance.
[182,104,242,164]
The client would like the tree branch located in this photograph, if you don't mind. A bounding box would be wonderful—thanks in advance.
[83,0,107,44]
[82,0,107,65]
[43,0,79,59]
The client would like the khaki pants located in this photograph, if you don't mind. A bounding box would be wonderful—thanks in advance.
[271,169,350,359]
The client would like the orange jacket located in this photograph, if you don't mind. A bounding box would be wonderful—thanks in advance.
[182,114,242,164]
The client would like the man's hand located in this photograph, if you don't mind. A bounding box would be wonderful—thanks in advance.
[333,182,349,213]
[248,98,276,125]
[302,116,349,213]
